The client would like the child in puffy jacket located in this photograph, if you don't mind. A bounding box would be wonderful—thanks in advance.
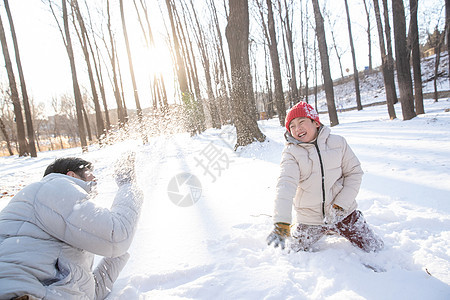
[267,102,384,252]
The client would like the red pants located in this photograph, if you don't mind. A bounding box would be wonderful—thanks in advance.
[291,210,384,252]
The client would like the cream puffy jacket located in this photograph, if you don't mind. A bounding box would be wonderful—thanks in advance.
[0,173,143,299]
[273,126,363,225]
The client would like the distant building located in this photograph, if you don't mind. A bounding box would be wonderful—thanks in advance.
[423,48,436,58]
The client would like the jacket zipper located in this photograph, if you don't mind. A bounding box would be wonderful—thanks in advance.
[313,141,326,221]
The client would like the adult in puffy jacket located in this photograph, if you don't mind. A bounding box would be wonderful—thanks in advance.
[267,102,383,253]
[0,153,143,300]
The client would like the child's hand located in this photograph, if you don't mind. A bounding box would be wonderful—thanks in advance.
[327,204,346,224]
[267,222,291,250]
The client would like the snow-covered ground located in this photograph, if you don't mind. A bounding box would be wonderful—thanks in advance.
[1,97,449,299]
[1,55,450,299]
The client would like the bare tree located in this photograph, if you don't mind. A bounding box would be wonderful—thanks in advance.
[188,0,220,128]
[409,0,424,114]
[165,0,204,134]
[264,42,275,117]
[279,0,299,104]
[119,0,146,142]
[209,0,232,123]
[344,0,362,110]
[432,28,446,102]
[115,48,128,121]
[49,0,88,151]
[266,0,286,125]
[278,4,292,107]
[226,0,265,147]
[81,96,92,142]
[105,0,125,125]
[311,0,338,126]
[175,1,207,133]
[362,0,373,71]
[373,0,396,119]
[382,0,398,104]
[72,0,105,137]
[300,0,309,103]
[392,0,416,120]
[84,3,111,131]
[0,116,13,155]
[166,0,189,96]
[4,0,37,156]
[0,11,28,155]
[313,35,318,109]
[165,0,191,107]
[324,10,345,81]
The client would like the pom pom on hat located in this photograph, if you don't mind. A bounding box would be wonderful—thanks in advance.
[285,102,321,131]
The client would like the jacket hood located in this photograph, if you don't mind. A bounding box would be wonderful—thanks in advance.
[41,173,94,193]
[284,125,327,145]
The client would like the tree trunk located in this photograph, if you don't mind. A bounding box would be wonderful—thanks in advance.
[313,37,318,110]
[4,0,36,157]
[266,0,286,125]
[115,51,128,121]
[166,0,201,134]
[362,0,373,71]
[392,0,416,120]
[280,24,292,107]
[94,48,110,131]
[344,0,362,110]
[61,0,88,151]
[300,0,309,103]
[210,0,232,124]
[281,0,299,104]
[373,0,396,119]
[0,13,28,156]
[433,31,446,102]
[82,103,92,142]
[166,0,197,134]
[190,0,220,129]
[409,0,424,114]
[73,0,105,137]
[85,6,110,131]
[166,0,189,95]
[311,0,338,126]
[382,0,398,104]
[159,74,168,109]
[119,0,145,141]
[226,0,265,147]
[264,45,274,117]
[0,117,13,155]
[175,2,206,133]
[106,0,125,125]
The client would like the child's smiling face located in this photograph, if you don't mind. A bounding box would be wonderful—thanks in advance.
[289,117,320,142]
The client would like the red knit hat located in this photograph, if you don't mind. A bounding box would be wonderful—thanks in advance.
[285,102,321,131]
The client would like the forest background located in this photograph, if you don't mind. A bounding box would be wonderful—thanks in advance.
[0,0,447,156]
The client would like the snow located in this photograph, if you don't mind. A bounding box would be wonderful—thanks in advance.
[1,65,450,298]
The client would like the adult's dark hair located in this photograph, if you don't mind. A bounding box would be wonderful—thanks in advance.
[44,157,92,177]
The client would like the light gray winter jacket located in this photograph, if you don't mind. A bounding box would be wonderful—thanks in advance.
[0,173,143,299]
[273,126,363,225]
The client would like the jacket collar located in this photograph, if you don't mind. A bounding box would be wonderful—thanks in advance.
[41,173,93,193]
